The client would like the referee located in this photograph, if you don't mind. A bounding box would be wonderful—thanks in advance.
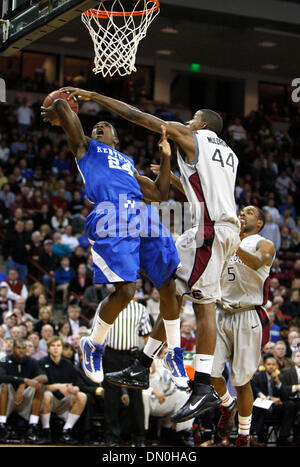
[102,298,152,447]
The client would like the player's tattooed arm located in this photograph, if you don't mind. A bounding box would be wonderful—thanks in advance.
[60,87,196,161]
[236,240,275,270]
[41,99,89,160]
[135,126,171,202]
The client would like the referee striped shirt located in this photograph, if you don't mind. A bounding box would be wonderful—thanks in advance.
[105,300,152,351]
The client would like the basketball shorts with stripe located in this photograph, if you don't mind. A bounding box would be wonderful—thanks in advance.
[86,207,180,287]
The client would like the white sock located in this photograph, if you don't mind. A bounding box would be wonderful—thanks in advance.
[90,314,112,345]
[63,413,80,430]
[238,414,252,436]
[221,389,234,408]
[194,354,214,375]
[40,413,51,429]
[143,337,164,359]
[0,416,7,424]
[29,414,39,425]
[163,318,181,349]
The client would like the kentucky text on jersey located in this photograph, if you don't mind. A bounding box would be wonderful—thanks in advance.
[77,139,142,205]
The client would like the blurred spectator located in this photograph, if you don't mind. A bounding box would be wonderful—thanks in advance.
[14,98,34,135]
[70,333,81,364]
[54,256,76,309]
[146,288,160,323]
[180,319,196,351]
[27,332,47,360]
[3,221,31,282]
[281,289,300,322]
[279,208,296,230]
[38,240,57,291]
[280,226,291,252]
[0,284,13,321]
[0,183,14,208]
[51,208,69,232]
[62,342,75,364]
[251,354,296,446]
[52,232,72,258]
[25,282,45,319]
[142,345,194,446]
[227,118,247,142]
[290,230,300,253]
[273,340,294,370]
[263,198,281,225]
[1,268,28,301]
[57,319,71,344]
[33,204,52,230]
[51,152,70,176]
[61,225,79,251]
[38,324,54,353]
[83,283,109,312]
[34,305,55,335]
[68,263,93,300]
[275,170,294,202]
[66,302,88,336]
[69,246,87,272]
[260,211,281,251]
[268,308,281,342]
[285,330,300,359]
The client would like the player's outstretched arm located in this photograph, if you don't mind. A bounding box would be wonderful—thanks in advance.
[135,125,171,202]
[236,240,275,270]
[60,87,195,159]
[41,99,89,160]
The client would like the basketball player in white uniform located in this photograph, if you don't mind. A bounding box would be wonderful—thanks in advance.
[61,86,240,420]
[210,205,275,447]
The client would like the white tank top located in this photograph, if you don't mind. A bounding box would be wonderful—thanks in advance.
[220,234,274,310]
[177,129,240,229]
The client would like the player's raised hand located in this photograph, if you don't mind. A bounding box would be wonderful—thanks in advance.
[158,124,171,157]
[40,105,60,126]
[60,87,92,101]
[239,218,246,240]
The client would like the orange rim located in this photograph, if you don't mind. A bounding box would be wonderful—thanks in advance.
[83,0,159,18]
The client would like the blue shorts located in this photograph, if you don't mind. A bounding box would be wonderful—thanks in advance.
[85,203,180,289]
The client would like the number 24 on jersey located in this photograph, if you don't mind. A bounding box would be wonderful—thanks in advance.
[108,155,134,177]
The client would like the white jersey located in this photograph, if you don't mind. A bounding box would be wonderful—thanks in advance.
[219,234,274,311]
[177,129,240,229]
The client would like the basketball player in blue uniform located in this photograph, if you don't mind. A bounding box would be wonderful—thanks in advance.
[41,99,189,391]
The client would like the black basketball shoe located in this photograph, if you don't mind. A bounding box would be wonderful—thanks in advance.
[105,359,150,390]
[171,382,221,423]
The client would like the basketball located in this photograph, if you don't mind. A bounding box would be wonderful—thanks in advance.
[42,89,79,114]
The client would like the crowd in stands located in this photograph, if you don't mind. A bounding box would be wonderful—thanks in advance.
[0,81,299,446]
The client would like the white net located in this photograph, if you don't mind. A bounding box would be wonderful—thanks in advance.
[82,0,160,77]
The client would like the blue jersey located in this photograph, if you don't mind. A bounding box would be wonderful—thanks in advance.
[77,139,143,205]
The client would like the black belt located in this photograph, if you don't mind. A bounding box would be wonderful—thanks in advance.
[106,346,139,355]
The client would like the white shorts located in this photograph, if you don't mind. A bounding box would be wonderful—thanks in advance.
[211,305,262,387]
[175,223,240,304]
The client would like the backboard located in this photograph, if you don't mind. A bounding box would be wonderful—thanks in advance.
[0,0,103,55]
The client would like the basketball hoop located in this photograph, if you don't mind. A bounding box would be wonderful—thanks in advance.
[82,1,160,77]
